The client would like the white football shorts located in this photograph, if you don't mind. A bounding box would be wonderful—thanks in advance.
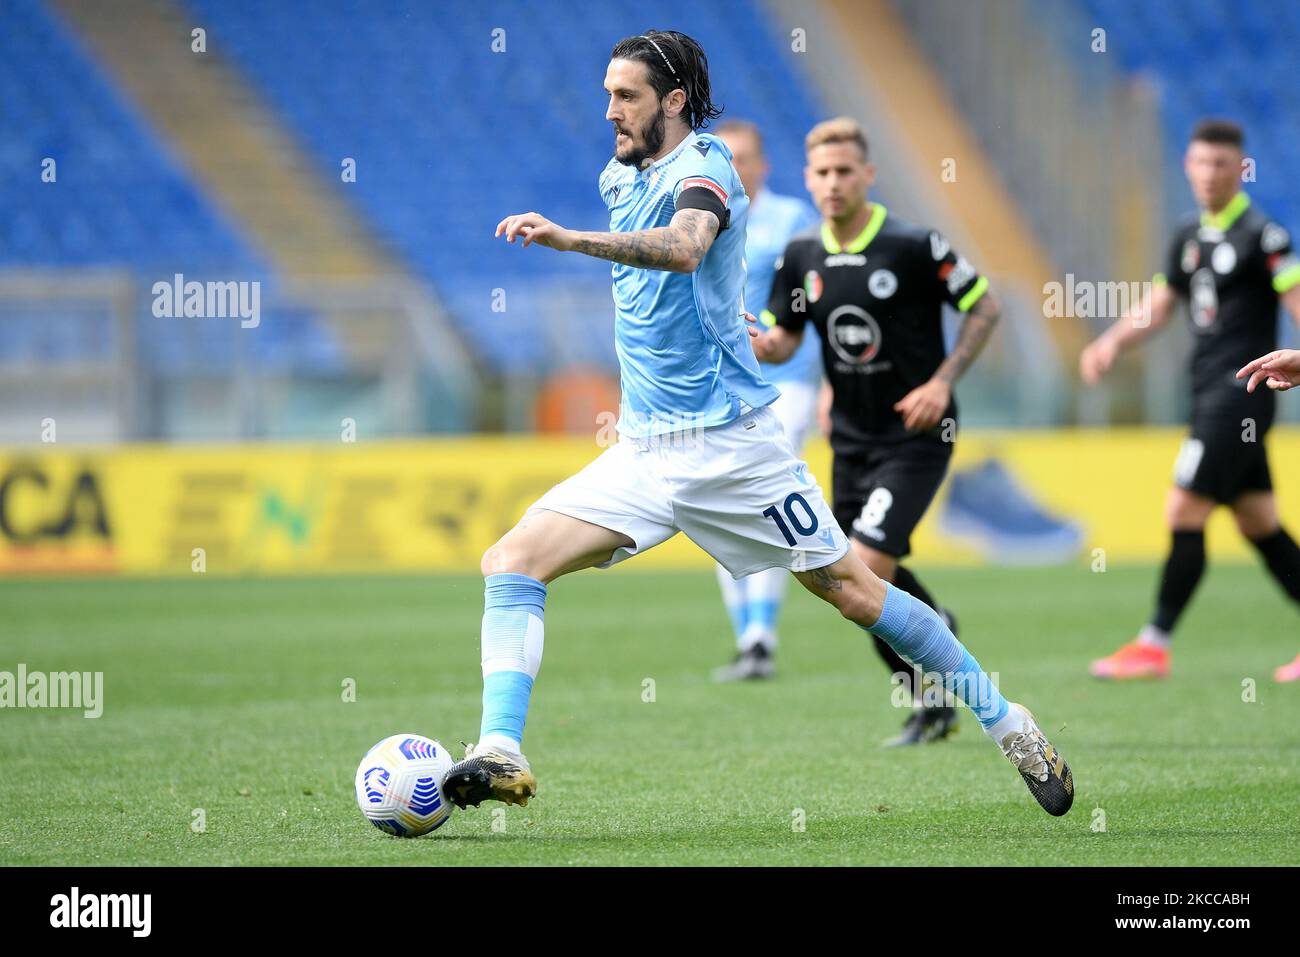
[768,379,819,454]
[529,404,849,577]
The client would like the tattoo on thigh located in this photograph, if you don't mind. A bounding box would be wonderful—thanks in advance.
[810,565,843,592]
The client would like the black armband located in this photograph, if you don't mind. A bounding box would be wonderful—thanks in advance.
[675,186,730,231]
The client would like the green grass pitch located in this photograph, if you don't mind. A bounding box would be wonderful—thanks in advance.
[2,564,1298,866]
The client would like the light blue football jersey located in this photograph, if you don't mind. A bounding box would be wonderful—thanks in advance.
[597,130,779,437]
[745,190,823,385]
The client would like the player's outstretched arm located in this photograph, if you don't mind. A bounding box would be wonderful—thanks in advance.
[1079,281,1175,385]
[495,208,719,273]
[1237,349,1300,393]
[568,208,719,272]
[894,289,1000,432]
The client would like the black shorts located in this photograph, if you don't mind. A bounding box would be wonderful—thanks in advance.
[832,436,953,559]
[1173,415,1273,504]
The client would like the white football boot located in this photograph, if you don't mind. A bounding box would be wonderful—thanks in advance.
[999,703,1074,816]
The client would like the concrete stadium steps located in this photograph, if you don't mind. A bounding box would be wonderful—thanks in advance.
[49,0,409,360]
[770,0,1085,373]
[891,0,1169,425]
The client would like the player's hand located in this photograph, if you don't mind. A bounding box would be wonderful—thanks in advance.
[1237,349,1300,393]
[894,378,950,433]
[495,211,574,251]
[746,313,780,361]
[1079,336,1119,386]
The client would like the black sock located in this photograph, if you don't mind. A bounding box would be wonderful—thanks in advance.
[870,632,916,691]
[1249,527,1300,606]
[892,565,940,613]
[1152,530,1206,634]
[874,565,942,704]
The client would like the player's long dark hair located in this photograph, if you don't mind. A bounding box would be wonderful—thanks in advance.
[610,30,723,131]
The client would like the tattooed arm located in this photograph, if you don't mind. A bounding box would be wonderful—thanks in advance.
[934,289,1001,386]
[894,289,1001,432]
[495,208,720,273]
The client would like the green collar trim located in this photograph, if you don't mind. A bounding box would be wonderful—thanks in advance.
[1201,192,1251,231]
[822,203,887,254]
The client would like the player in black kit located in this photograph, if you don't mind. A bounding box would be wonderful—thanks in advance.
[1081,119,1300,681]
[753,117,1002,744]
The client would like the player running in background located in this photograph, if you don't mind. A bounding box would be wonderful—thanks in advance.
[1238,347,1300,681]
[753,118,1001,746]
[444,30,1073,817]
[710,119,822,682]
[1081,119,1300,680]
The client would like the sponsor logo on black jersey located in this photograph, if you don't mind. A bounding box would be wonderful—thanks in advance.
[825,253,867,267]
[1211,242,1237,275]
[1190,268,1218,329]
[1262,223,1290,254]
[868,269,898,299]
[804,270,823,303]
[943,257,976,296]
[1271,251,1300,276]
[827,304,883,365]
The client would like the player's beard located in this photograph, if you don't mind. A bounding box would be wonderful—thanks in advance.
[617,107,666,169]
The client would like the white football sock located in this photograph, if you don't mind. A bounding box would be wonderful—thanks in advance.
[715,563,749,647]
[985,704,1028,745]
[741,566,787,652]
[1138,625,1170,649]
[739,623,776,653]
[477,733,523,754]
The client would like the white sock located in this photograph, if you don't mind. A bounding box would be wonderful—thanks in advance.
[746,564,790,608]
[477,733,523,754]
[741,566,787,652]
[1138,625,1170,649]
[715,563,748,647]
[985,704,1027,745]
[739,623,775,653]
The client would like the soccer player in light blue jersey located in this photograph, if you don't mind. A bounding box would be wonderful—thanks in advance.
[442,29,1074,818]
[711,120,823,681]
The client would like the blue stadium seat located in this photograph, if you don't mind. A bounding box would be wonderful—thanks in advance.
[180,0,826,373]
[0,0,338,373]
[1078,0,1300,234]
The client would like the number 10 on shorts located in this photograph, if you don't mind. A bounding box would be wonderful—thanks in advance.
[763,492,820,546]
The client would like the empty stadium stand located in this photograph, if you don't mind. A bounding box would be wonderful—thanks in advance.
[179,0,827,373]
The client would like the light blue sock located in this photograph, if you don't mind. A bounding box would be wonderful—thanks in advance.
[745,598,779,634]
[739,566,788,652]
[479,573,546,751]
[866,582,1009,730]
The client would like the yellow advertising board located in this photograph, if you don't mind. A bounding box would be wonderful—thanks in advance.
[1,428,1297,576]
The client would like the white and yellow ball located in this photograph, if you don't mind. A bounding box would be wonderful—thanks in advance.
[355,733,455,836]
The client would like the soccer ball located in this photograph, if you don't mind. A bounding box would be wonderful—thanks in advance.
[355,733,455,837]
